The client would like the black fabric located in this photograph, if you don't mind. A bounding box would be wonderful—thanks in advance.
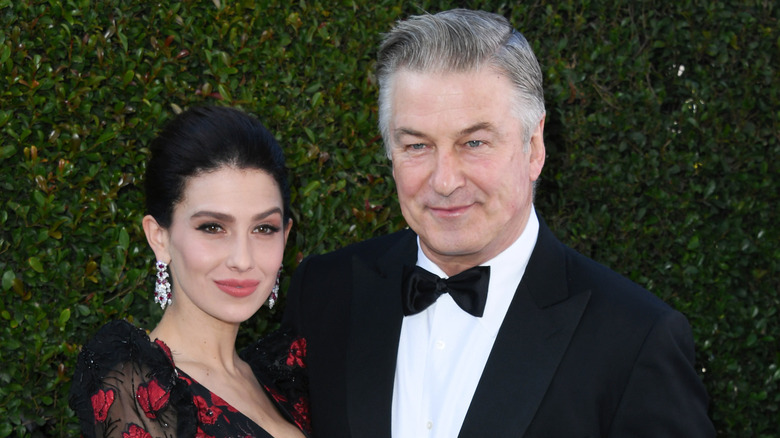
[281,215,715,437]
[402,265,490,317]
[69,320,311,437]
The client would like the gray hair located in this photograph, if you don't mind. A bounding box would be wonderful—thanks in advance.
[376,9,545,158]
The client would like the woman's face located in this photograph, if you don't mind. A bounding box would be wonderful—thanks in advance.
[147,166,290,325]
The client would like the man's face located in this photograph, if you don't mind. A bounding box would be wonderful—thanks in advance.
[389,68,545,275]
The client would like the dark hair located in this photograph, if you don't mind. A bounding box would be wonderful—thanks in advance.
[144,105,291,228]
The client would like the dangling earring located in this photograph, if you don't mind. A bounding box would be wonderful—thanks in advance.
[154,260,172,310]
[268,266,282,309]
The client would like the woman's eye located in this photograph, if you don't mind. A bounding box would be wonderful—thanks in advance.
[197,223,223,234]
[466,140,483,148]
[255,224,280,234]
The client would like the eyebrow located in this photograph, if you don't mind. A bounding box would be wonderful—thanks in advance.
[190,207,283,222]
[457,122,495,137]
[393,127,428,144]
[393,122,497,144]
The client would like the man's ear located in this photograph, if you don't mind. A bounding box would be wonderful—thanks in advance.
[142,215,171,263]
[529,115,546,181]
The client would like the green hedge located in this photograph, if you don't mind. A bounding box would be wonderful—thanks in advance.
[1,0,777,436]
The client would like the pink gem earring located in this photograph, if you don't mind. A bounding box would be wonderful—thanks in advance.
[268,266,282,309]
[154,260,172,310]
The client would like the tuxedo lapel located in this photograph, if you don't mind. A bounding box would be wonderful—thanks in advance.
[346,231,417,437]
[459,219,590,437]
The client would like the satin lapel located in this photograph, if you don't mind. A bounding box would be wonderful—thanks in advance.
[459,219,591,437]
[346,230,417,438]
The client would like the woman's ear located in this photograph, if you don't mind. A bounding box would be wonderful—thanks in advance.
[142,215,171,263]
[283,218,293,245]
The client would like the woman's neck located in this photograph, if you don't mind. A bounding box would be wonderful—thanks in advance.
[149,303,243,375]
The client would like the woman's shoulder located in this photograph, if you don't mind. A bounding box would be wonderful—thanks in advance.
[69,319,196,437]
[71,319,174,379]
[241,327,307,386]
[69,319,171,399]
[242,327,311,435]
[83,319,151,349]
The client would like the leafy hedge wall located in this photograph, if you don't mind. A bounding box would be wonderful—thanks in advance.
[1,0,777,436]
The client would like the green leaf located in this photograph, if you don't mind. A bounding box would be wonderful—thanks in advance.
[304,127,316,143]
[0,419,11,437]
[0,44,10,64]
[0,110,11,128]
[94,129,118,146]
[122,69,135,87]
[301,180,321,197]
[118,228,130,250]
[33,190,46,207]
[57,308,71,327]
[2,271,14,291]
[0,145,15,159]
[28,257,44,273]
[311,91,323,108]
[216,83,232,101]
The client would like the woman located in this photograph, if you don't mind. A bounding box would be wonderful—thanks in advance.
[69,106,309,437]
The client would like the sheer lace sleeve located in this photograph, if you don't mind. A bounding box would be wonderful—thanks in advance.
[69,320,196,438]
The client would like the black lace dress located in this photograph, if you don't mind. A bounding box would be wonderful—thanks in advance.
[69,320,310,438]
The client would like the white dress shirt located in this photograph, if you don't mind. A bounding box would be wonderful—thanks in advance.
[391,207,540,437]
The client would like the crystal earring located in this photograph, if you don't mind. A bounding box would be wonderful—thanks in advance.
[268,266,282,309]
[154,260,172,310]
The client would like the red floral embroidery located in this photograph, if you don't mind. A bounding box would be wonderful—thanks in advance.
[264,384,287,403]
[136,378,170,418]
[122,424,152,438]
[90,388,115,422]
[178,373,193,385]
[210,393,238,413]
[154,339,173,363]
[292,397,312,434]
[195,427,216,438]
[193,394,222,425]
[286,337,307,368]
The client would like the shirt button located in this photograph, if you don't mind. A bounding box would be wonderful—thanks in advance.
[435,340,445,350]
[426,421,433,430]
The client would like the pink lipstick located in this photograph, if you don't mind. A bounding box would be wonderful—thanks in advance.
[214,279,260,298]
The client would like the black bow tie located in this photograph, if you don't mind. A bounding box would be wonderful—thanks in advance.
[402,265,491,317]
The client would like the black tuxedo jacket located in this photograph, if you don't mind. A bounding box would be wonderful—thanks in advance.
[283,216,714,437]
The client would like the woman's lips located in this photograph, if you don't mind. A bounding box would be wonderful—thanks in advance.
[214,279,260,298]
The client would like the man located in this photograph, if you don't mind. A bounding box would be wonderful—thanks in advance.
[283,9,714,437]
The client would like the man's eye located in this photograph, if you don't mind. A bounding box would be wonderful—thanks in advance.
[409,143,426,150]
[466,140,483,148]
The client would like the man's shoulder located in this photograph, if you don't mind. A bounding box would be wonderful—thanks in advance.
[289,228,415,295]
[305,228,415,264]
[562,243,676,317]
[536,218,659,306]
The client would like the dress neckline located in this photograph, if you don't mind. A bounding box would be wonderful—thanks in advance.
[152,337,291,434]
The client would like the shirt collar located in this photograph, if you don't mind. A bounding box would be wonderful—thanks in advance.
[416,206,540,328]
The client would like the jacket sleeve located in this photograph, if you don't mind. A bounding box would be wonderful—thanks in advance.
[607,310,715,437]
